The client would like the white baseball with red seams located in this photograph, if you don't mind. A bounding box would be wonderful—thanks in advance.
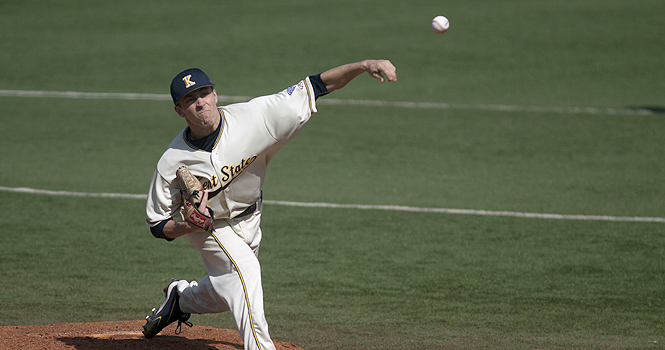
[431,15,450,34]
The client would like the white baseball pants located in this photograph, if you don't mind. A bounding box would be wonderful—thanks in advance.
[176,202,275,350]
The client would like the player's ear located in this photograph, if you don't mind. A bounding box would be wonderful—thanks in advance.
[174,104,186,118]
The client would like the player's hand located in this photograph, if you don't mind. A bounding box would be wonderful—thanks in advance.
[366,59,397,83]
[198,191,210,216]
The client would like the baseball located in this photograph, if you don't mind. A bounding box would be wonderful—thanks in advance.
[431,15,450,34]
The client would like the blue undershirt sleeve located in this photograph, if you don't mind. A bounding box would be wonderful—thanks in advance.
[150,219,174,241]
[308,73,329,100]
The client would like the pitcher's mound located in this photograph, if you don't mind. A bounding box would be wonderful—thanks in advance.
[0,320,306,350]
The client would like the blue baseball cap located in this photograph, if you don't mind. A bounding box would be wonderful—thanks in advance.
[170,68,215,105]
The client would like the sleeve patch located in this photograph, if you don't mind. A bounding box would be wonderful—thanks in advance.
[286,81,306,95]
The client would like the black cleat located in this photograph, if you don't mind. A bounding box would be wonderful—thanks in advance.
[142,279,192,338]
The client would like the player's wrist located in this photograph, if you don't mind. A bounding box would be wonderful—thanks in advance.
[163,220,199,239]
[359,60,371,71]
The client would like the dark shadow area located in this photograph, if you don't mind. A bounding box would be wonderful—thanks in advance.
[627,106,665,114]
[57,335,243,350]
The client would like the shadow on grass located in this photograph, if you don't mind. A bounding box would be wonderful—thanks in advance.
[628,106,665,114]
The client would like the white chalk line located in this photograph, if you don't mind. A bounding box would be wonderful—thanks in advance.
[0,89,251,103]
[1,186,662,223]
[0,89,654,116]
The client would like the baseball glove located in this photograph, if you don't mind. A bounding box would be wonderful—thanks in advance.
[176,166,214,232]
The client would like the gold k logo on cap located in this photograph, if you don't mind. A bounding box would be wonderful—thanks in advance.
[182,74,196,88]
[171,68,213,105]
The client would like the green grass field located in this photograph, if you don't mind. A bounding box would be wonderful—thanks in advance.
[1,1,664,349]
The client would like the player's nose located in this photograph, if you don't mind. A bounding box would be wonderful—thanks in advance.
[195,96,206,109]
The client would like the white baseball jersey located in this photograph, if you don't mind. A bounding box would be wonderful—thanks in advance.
[146,77,317,226]
[144,76,318,350]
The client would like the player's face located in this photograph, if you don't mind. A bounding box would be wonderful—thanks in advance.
[175,86,220,137]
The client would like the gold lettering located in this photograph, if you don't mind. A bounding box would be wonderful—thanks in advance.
[219,155,259,186]
[220,166,231,182]
[182,74,196,88]
[202,175,219,190]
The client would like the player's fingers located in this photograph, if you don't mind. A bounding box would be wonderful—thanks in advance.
[385,69,397,82]
[369,60,396,83]
[368,68,386,83]
[372,73,386,83]
[379,60,397,82]
[199,191,209,211]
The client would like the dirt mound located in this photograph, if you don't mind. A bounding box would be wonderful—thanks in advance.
[0,320,305,350]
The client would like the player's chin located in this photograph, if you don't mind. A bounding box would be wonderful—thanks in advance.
[196,114,217,127]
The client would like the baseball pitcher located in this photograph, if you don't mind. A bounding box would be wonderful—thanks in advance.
[143,60,396,350]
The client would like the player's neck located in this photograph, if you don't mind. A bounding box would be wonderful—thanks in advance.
[189,125,215,140]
